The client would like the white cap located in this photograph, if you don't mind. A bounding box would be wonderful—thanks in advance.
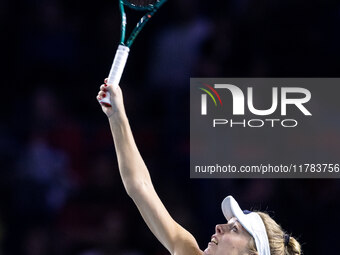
[221,196,271,255]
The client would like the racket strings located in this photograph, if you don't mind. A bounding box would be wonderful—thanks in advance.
[124,0,158,7]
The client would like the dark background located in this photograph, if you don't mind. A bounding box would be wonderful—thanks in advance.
[1,0,340,254]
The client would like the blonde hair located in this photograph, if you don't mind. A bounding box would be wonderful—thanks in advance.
[247,211,301,255]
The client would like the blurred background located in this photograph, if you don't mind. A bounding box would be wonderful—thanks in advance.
[2,0,340,254]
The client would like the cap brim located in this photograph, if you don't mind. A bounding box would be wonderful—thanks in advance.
[222,196,253,234]
[221,196,271,255]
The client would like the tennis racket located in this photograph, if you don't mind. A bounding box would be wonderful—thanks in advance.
[99,0,167,107]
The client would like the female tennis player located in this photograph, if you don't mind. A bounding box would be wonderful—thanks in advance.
[96,80,302,255]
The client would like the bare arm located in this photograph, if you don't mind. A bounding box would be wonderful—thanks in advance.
[97,81,202,255]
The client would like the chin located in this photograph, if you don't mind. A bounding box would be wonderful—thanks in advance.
[204,246,213,255]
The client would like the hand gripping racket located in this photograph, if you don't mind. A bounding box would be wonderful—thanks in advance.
[99,0,167,107]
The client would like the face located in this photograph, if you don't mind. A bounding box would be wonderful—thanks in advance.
[204,217,253,255]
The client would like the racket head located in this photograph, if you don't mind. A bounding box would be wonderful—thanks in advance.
[122,0,166,11]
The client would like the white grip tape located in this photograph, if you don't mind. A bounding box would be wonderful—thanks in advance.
[99,45,130,106]
[107,45,130,87]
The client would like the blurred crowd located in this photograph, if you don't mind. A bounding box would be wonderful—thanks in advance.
[2,0,340,254]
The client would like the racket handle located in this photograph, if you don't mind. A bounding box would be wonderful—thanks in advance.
[99,45,130,107]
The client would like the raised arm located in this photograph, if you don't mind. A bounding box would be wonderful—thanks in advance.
[97,80,202,255]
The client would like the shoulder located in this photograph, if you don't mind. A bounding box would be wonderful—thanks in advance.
[172,227,204,255]
[173,248,203,255]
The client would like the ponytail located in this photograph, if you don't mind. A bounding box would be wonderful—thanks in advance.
[286,236,301,255]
